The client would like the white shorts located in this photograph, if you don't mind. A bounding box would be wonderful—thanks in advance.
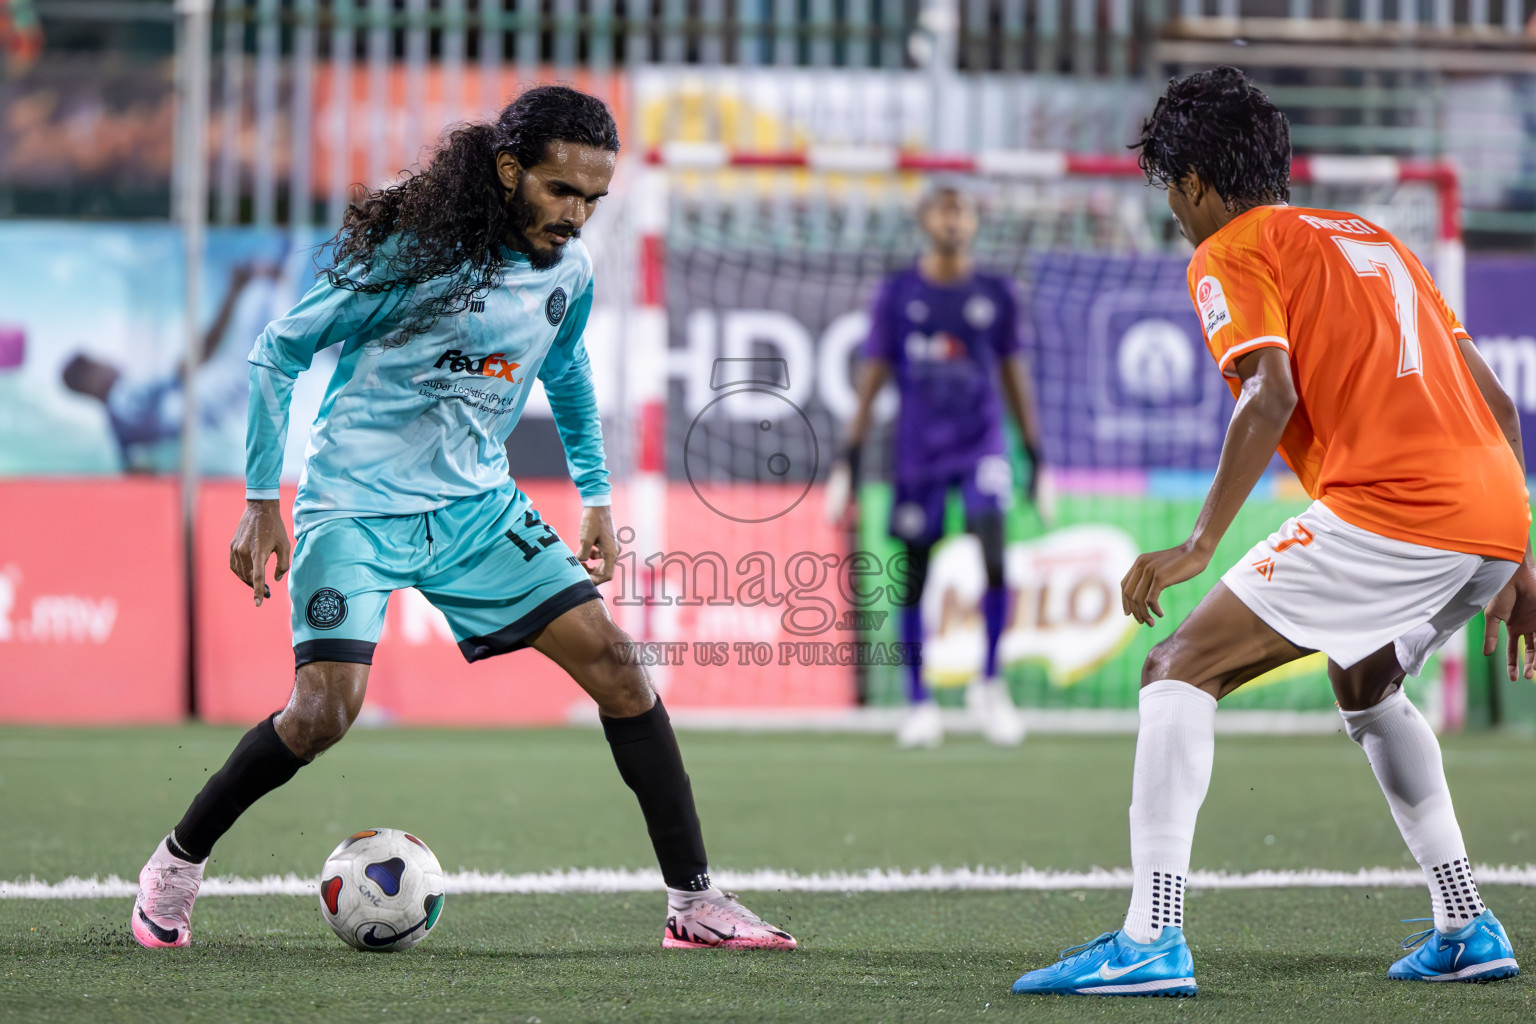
[1222,501,1516,674]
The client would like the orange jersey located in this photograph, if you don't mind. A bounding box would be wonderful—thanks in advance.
[1189,205,1530,562]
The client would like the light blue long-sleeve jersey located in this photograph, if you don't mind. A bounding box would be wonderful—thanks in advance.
[246,240,609,534]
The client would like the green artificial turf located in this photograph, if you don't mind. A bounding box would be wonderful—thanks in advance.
[3,726,1534,1022]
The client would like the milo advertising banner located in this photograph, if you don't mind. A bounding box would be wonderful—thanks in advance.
[849,487,1340,712]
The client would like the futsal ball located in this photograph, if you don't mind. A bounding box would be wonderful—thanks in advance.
[319,828,446,951]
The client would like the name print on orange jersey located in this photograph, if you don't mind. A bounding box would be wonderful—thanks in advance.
[1299,215,1377,235]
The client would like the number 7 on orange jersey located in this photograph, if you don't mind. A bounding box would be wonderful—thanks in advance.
[1331,236,1423,377]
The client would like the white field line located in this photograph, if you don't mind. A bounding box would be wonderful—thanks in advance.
[9,864,1536,900]
[569,706,1345,735]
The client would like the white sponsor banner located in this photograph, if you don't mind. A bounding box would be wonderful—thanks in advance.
[923,525,1140,687]
[0,564,117,645]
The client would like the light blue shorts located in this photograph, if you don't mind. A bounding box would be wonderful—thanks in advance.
[287,484,598,668]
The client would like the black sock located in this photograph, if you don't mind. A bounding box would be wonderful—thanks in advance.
[601,699,711,891]
[172,713,309,862]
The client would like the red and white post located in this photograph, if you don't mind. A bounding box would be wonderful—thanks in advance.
[628,163,670,677]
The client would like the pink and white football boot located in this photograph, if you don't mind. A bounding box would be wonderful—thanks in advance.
[130,836,205,949]
[663,889,797,950]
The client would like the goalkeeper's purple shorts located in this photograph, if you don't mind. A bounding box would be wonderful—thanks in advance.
[888,454,1014,546]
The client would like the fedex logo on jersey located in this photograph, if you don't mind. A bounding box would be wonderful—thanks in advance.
[904,331,968,362]
[1194,276,1232,338]
[433,349,522,383]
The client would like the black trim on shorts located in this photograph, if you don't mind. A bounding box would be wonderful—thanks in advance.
[295,638,377,669]
[457,580,602,663]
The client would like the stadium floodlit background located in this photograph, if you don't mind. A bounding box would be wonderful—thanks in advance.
[5,2,1536,1021]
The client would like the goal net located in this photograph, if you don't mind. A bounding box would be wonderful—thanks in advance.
[607,146,1462,722]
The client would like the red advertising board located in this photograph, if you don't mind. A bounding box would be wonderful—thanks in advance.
[195,480,856,726]
[195,480,589,726]
[638,483,856,709]
[0,479,184,723]
[193,481,301,724]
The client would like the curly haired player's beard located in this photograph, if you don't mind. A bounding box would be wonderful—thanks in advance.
[504,181,577,272]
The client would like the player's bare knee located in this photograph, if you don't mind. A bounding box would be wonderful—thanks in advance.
[1141,637,1184,687]
[1140,639,1228,700]
[586,621,656,717]
[275,702,353,759]
[589,651,656,719]
[277,663,367,758]
[1329,644,1405,711]
[275,708,345,760]
[1330,650,1404,713]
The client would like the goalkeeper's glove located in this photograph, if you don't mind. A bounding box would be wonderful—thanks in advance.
[825,444,862,525]
[1023,441,1055,527]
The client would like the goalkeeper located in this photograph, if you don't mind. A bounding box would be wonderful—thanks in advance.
[833,184,1047,749]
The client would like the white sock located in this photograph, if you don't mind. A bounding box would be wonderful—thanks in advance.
[1339,688,1487,932]
[1123,680,1217,944]
[666,885,722,914]
[968,678,1005,706]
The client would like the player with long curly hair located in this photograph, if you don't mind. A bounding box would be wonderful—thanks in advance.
[129,85,795,954]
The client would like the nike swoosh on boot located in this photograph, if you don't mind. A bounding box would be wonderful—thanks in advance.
[1099,951,1172,980]
[137,908,180,945]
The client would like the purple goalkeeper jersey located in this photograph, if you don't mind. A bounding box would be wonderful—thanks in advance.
[864,267,1022,484]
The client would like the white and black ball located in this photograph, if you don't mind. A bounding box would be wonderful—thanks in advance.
[319,828,446,952]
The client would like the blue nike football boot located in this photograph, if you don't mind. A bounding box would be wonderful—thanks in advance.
[1388,910,1520,983]
[1011,927,1197,997]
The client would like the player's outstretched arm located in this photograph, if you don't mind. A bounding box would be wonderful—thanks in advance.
[1121,347,1296,625]
[1000,352,1049,509]
[1459,336,1536,679]
[825,357,890,524]
[843,356,890,455]
[201,263,278,366]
